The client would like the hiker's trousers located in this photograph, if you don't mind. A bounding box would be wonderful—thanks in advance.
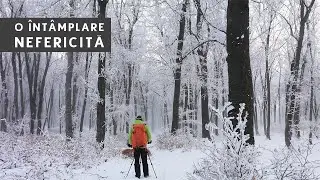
[134,147,149,177]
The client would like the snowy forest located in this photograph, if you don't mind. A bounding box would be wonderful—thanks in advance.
[1,0,320,179]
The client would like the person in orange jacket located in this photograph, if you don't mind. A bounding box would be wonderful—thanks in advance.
[127,116,152,178]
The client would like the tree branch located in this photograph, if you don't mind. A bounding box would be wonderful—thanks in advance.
[302,0,316,22]
[276,11,298,41]
[181,39,225,60]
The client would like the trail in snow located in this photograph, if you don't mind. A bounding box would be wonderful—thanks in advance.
[4,133,319,179]
[69,134,297,180]
[72,147,205,180]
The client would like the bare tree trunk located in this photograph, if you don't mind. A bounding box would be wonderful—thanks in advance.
[183,83,188,130]
[96,0,108,146]
[274,103,276,123]
[65,51,74,139]
[7,0,24,123]
[163,86,169,129]
[80,3,96,133]
[33,54,40,132]
[17,53,24,119]
[111,89,117,135]
[227,0,254,145]
[285,0,315,147]
[43,85,54,130]
[188,85,195,134]
[265,13,273,140]
[25,53,39,134]
[278,66,281,125]
[214,60,219,136]
[0,53,8,132]
[11,52,19,121]
[125,67,133,109]
[106,53,115,135]
[294,56,306,138]
[59,85,62,134]
[313,98,319,139]
[72,53,80,117]
[254,97,259,135]
[253,73,259,135]
[89,109,93,130]
[144,86,148,122]
[65,0,76,140]
[199,53,209,139]
[171,0,188,134]
[138,81,148,122]
[307,22,314,144]
[260,71,267,136]
[134,95,138,116]
[124,5,139,133]
[97,56,106,138]
[309,75,314,144]
[37,52,52,135]
[194,0,210,139]
[72,54,78,115]
[80,52,92,133]
[220,61,227,118]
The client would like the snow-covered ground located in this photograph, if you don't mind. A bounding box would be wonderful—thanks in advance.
[0,131,204,180]
[74,148,204,180]
[76,134,320,180]
[2,132,320,180]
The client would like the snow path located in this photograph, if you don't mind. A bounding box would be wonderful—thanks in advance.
[72,148,205,180]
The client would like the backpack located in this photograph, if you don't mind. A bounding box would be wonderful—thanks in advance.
[131,124,147,148]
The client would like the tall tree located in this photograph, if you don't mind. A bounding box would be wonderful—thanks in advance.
[0,52,8,132]
[284,0,315,147]
[81,1,96,133]
[264,11,275,140]
[43,84,54,130]
[11,52,19,121]
[65,0,76,140]
[226,0,254,145]
[307,21,314,144]
[80,52,92,133]
[17,53,24,119]
[96,0,108,146]
[194,0,210,139]
[8,0,24,121]
[124,1,140,133]
[171,0,189,134]
[25,53,40,134]
[252,71,259,135]
[37,52,52,135]
[72,53,79,115]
